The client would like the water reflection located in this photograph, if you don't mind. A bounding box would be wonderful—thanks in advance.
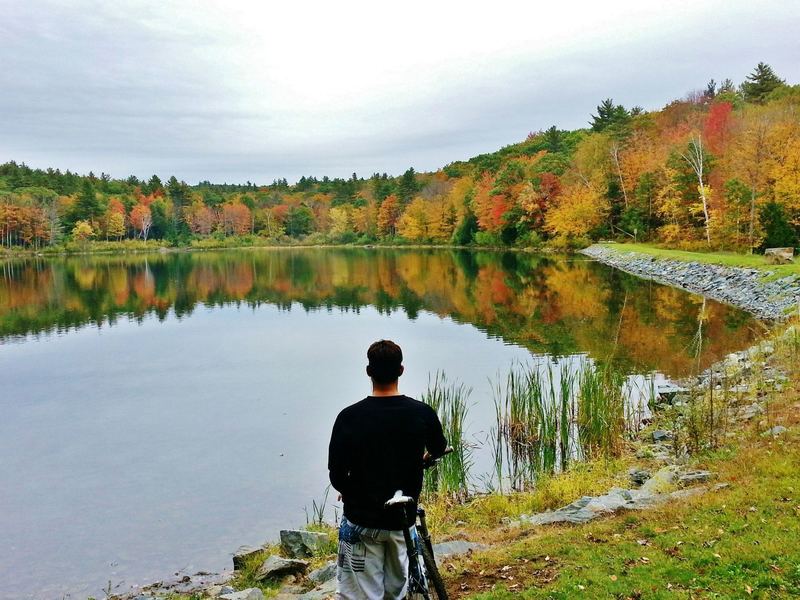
[1,248,761,377]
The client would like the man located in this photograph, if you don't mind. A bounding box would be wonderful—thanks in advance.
[328,340,448,600]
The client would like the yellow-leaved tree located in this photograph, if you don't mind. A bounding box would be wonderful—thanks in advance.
[772,136,800,226]
[397,198,429,241]
[545,185,607,242]
[329,205,352,237]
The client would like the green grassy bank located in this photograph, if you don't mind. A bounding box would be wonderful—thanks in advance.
[600,242,800,279]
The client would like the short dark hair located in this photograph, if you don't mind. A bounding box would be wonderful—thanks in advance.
[367,340,403,384]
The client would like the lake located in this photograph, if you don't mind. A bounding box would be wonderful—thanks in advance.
[0,248,763,599]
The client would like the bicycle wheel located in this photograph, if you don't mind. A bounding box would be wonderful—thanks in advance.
[419,542,448,600]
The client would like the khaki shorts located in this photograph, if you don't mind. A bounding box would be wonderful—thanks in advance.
[336,516,410,600]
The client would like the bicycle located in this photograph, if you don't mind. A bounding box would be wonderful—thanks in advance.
[384,447,453,600]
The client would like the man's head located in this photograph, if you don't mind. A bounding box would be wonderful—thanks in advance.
[366,339,404,385]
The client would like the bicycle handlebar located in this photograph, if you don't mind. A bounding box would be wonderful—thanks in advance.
[423,446,454,469]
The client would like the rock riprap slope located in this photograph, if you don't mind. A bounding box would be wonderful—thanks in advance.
[581,244,800,320]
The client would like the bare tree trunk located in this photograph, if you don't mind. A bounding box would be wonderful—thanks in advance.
[680,134,711,245]
[610,143,629,209]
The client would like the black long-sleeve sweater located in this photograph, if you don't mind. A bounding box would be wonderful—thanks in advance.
[328,394,448,529]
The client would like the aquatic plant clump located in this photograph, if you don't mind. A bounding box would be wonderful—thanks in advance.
[491,360,633,492]
[422,371,473,501]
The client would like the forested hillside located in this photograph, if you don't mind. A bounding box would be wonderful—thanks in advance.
[1,62,798,251]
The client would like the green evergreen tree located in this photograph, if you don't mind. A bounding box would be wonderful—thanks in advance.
[544,126,562,152]
[166,175,190,235]
[398,168,420,202]
[759,202,797,249]
[453,209,478,245]
[590,98,630,133]
[75,180,102,222]
[286,206,313,237]
[144,174,163,195]
[741,62,785,103]
[150,198,171,239]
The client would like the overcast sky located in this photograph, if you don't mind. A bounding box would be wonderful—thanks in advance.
[1,0,798,184]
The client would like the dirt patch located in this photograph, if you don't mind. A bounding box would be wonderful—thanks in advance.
[445,554,560,598]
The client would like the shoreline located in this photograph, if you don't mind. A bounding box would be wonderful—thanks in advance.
[0,240,570,260]
[581,243,800,321]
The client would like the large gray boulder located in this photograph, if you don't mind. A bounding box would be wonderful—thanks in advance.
[280,529,330,558]
[233,545,264,570]
[764,247,794,265]
[256,555,309,581]
[518,466,689,527]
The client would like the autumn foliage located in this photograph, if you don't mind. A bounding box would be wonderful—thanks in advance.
[1,63,798,252]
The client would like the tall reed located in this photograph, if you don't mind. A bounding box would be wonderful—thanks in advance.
[492,359,629,491]
[577,362,627,458]
[422,371,472,501]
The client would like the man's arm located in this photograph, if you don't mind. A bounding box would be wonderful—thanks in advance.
[327,413,351,497]
[425,406,448,458]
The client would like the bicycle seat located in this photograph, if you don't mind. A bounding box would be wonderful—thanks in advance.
[384,489,414,508]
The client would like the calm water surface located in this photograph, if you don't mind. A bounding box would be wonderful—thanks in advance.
[0,248,763,599]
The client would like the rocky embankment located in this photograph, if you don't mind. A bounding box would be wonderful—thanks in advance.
[509,329,794,529]
[581,244,800,320]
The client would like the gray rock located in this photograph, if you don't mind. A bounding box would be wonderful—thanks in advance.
[220,586,236,595]
[277,583,306,595]
[220,589,264,600]
[517,467,705,528]
[762,425,788,437]
[640,466,679,494]
[628,468,651,486]
[652,429,673,442]
[678,470,715,486]
[298,577,337,600]
[233,545,264,570]
[663,487,708,503]
[280,529,330,558]
[764,247,794,264]
[256,555,309,581]
[739,403,765,420]
[308,560,337,584]
[432,540,487,557]
[656,382,688,404]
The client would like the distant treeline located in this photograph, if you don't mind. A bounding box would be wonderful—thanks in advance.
[1,62,798,251]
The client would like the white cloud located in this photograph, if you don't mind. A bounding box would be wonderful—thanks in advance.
[1,0,798,183]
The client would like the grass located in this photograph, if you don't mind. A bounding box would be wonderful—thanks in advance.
[442,420,800,599]
[423,458,630,539]
[432,320,800,599]
[600,242,800,279]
